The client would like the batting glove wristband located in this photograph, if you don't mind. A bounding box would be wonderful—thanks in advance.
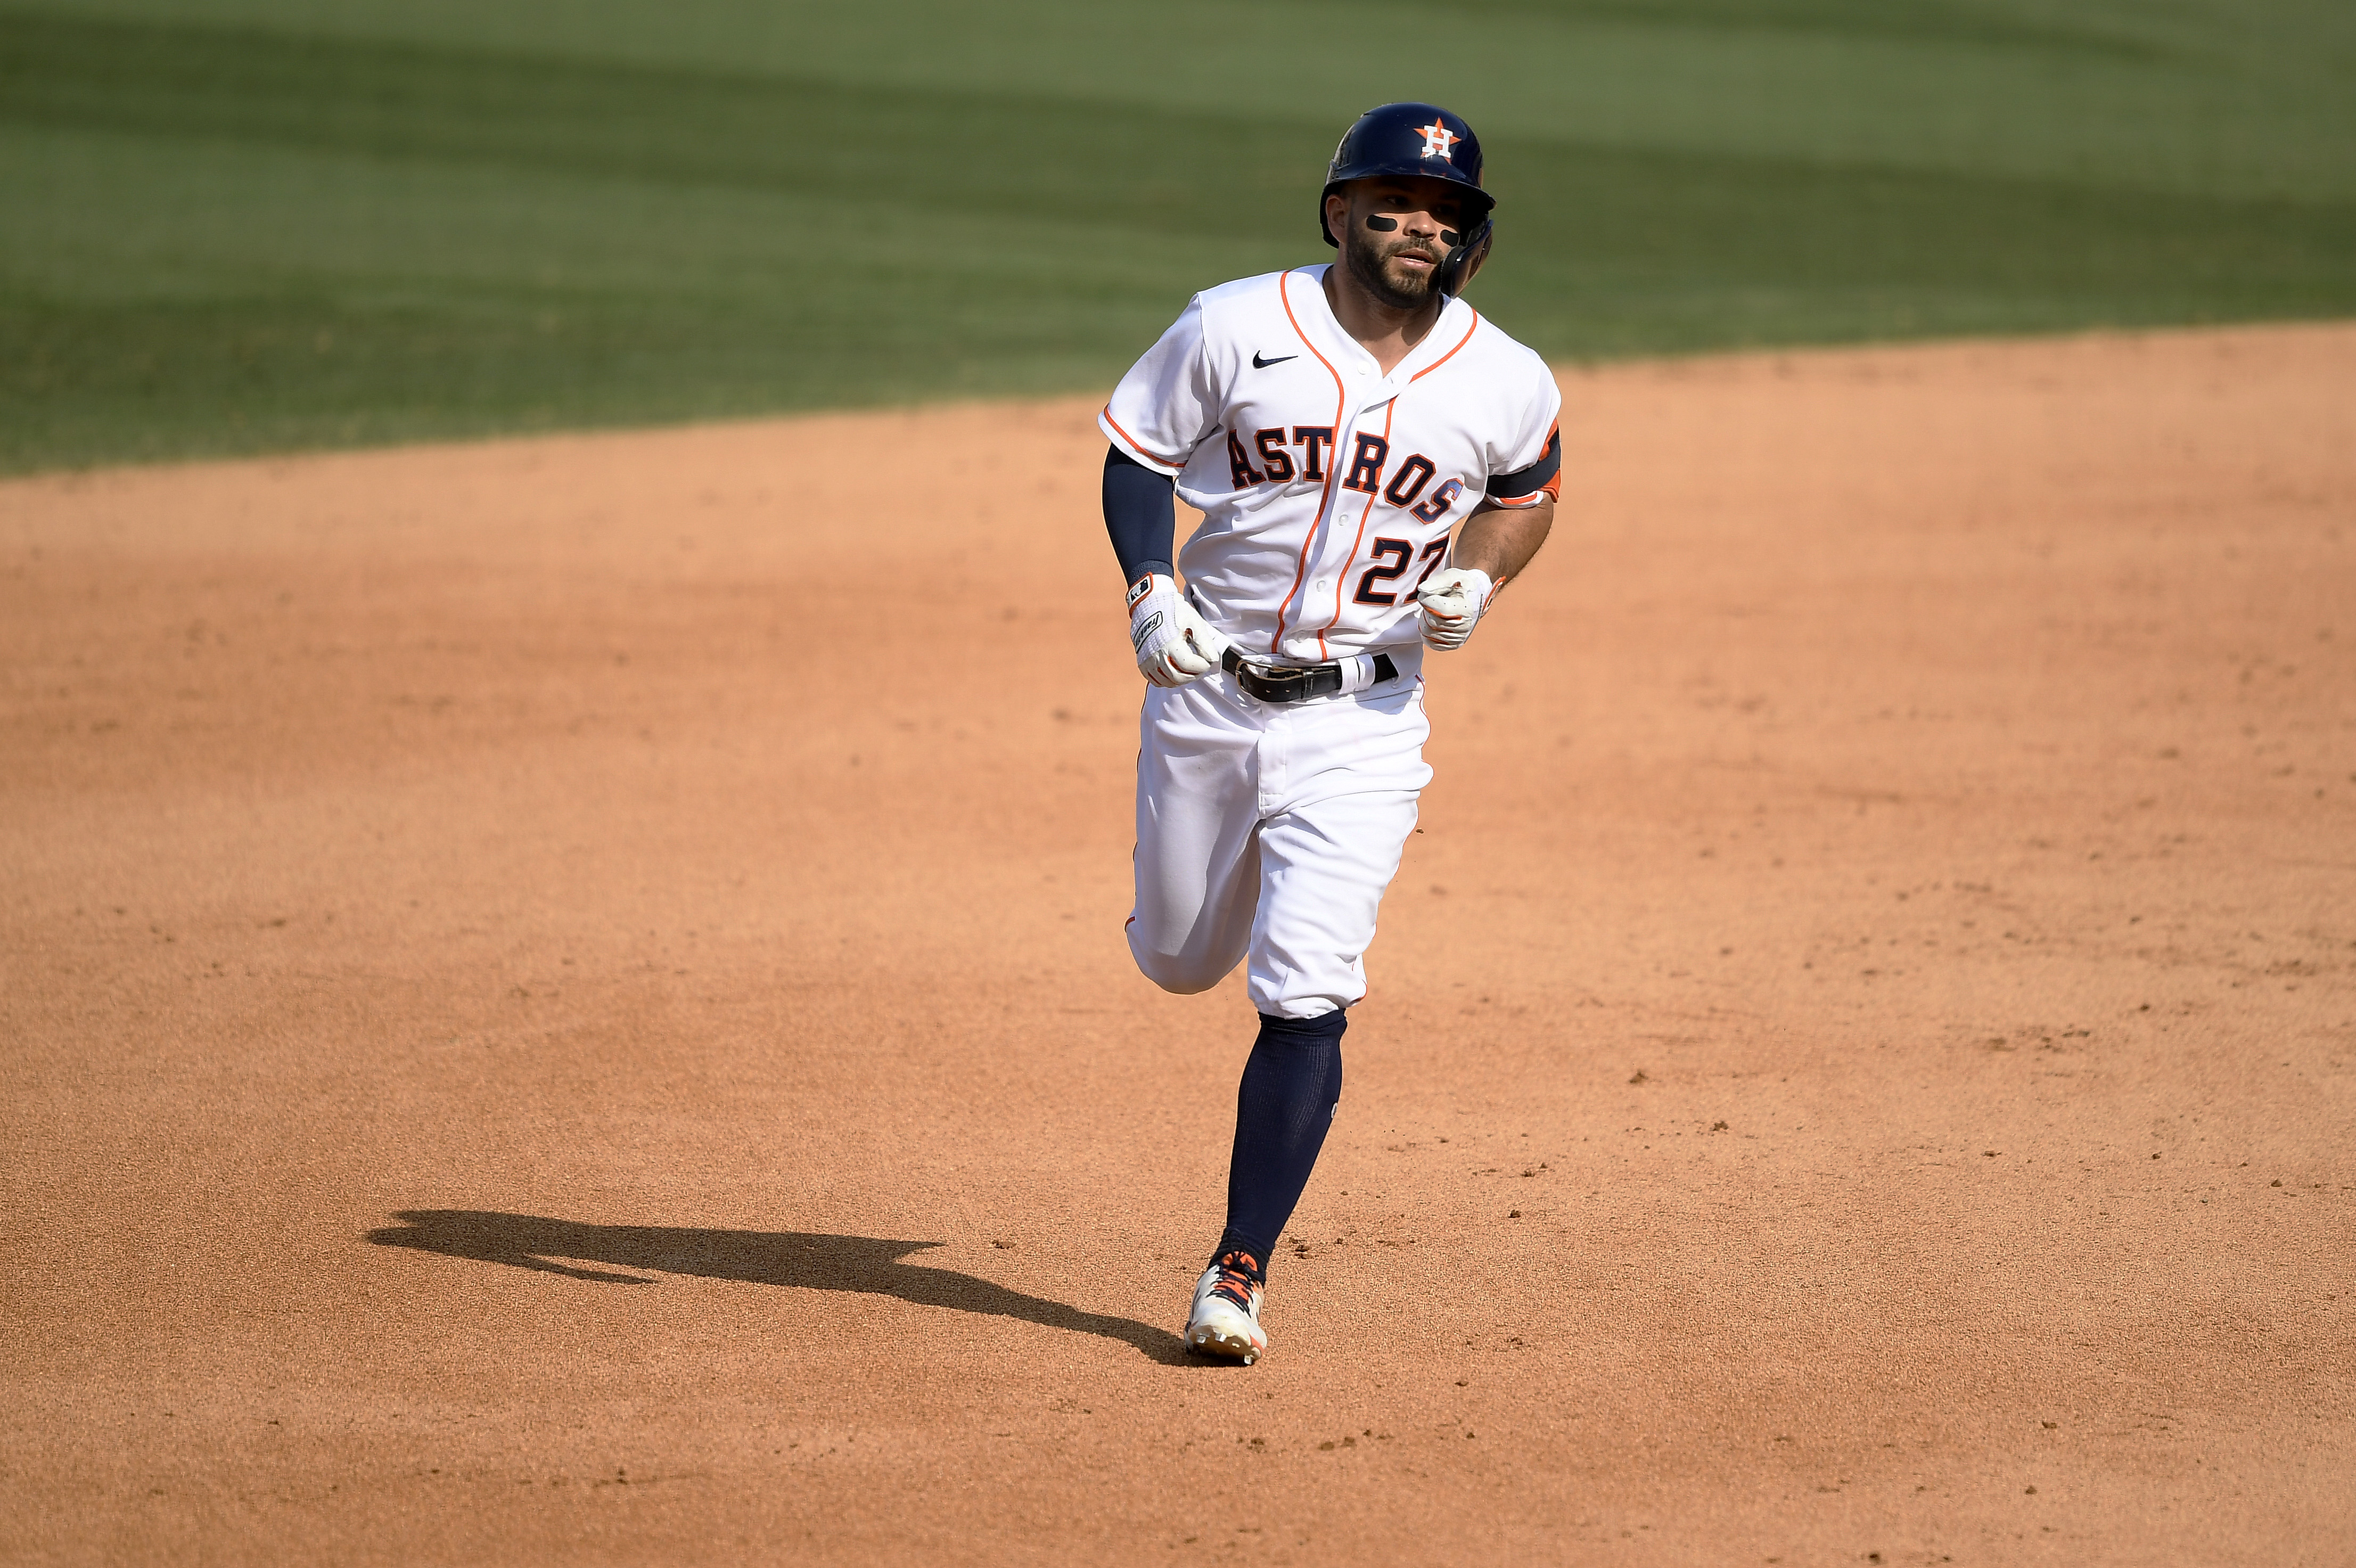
[1415,567,1498,651]
[1128,573,1232,687]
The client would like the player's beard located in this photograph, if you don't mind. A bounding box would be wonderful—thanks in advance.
[1344,226,1447,313]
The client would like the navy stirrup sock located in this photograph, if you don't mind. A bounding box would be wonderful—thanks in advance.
[1213,1008,1347,1281]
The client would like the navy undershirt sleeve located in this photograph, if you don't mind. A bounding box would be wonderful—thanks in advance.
[1103,444,1176,585]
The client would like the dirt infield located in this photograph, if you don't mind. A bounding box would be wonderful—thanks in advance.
[4,324,2352,1566]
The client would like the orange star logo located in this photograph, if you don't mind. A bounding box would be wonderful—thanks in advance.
[1417,120,1458,160]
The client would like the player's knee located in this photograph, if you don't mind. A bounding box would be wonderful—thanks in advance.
[1128,932,1233,996]
[1131,951,1227,996]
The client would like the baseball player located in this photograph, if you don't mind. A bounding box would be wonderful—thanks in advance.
[1100,103,1561,1364]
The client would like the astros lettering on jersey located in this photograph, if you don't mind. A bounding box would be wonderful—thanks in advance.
[1101,265,1562,667]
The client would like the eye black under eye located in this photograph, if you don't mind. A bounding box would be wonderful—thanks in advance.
[1366,215,1399,232]
[1440,229,1460,245]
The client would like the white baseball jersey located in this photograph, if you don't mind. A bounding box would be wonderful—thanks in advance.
[1101,265,1562,666]
[1110,265,1561,1018]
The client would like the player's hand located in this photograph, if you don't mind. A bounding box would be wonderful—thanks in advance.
[1415,567,1497,651]
[1127,573,1233,687]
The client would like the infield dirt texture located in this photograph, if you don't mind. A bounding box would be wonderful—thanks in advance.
[6,326,2353,1563]
[6,0,2356,1563]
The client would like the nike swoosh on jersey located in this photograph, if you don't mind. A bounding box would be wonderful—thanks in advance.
[1252,352,1298,369]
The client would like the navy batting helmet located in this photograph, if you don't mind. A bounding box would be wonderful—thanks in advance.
[1319,102,1495,298]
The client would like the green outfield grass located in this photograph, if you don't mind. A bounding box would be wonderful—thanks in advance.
[3,0,2351,472]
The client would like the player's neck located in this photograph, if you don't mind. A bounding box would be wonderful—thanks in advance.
[1320,264,1442,376]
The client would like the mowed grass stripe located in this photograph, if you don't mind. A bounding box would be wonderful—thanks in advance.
[1496,140,2356,357]
[0,125,1256,470]
[2,5,2352,472]
[1312,0,2175,60]
[0,10,1332,233]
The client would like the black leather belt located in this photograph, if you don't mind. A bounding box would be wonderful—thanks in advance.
[1221,646,1399,704]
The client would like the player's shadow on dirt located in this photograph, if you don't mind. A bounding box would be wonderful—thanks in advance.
[366,1210,1190,1364]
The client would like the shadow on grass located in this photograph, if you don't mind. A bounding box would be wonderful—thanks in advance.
[365,1209,1191,1364]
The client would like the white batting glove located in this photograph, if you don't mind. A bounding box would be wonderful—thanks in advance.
[1415,567,1498,651]
[1127,573,1232,687]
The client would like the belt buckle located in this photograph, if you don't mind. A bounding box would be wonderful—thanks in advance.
[1252,664,1318,703]
[1221,646,1316,704]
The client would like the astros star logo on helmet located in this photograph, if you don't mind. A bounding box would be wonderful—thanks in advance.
[1417,120,1458,159]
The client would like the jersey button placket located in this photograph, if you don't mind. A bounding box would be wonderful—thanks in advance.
[1323,385,1397,654]
[1294,398,1364,662]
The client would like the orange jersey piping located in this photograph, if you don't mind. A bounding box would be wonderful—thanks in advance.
[1270,269,1348,656]
[1408,308,1480,383]
[1317,398,1398,659]
[1099,405,1186,472]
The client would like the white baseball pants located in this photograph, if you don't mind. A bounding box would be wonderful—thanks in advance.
[1127,671,1432,1019]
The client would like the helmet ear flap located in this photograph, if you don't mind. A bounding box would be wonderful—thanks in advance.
[1436,217,1493,299]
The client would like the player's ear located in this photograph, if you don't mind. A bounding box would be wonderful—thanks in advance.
[1323,192,1349,247]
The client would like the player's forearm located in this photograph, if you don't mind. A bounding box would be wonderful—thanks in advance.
[1104,445,1178,584]
[1451,498,1554,585]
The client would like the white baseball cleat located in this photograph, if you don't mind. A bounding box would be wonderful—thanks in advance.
[1185,1255,1268,1365]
